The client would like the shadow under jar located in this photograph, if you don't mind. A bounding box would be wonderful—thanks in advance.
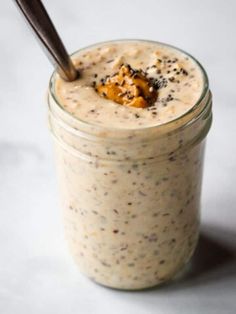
[48,45,212,290]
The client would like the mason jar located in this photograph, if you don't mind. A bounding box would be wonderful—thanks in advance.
[47,42,212,290]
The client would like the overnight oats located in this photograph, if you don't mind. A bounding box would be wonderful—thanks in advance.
[48,40,212,290]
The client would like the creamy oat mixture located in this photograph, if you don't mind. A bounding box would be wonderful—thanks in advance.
[50,40,210,290]
[55,41,203,128]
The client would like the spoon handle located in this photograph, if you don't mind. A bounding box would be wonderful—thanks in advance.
[14,0,78,81]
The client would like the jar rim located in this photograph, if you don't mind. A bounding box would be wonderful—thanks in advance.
[48,39,209,135]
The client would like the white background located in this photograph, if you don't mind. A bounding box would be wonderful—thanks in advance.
[1,0,236,313]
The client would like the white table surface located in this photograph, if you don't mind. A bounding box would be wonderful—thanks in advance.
[1,0,236,313]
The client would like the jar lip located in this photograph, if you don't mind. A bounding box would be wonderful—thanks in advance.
[49,39,209,134]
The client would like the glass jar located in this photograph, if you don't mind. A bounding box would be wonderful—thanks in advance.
[48,42,212,290]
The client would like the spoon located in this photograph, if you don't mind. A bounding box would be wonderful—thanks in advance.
[14,0,78,81]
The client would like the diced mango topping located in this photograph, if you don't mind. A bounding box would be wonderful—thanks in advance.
[96,64,157,108]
